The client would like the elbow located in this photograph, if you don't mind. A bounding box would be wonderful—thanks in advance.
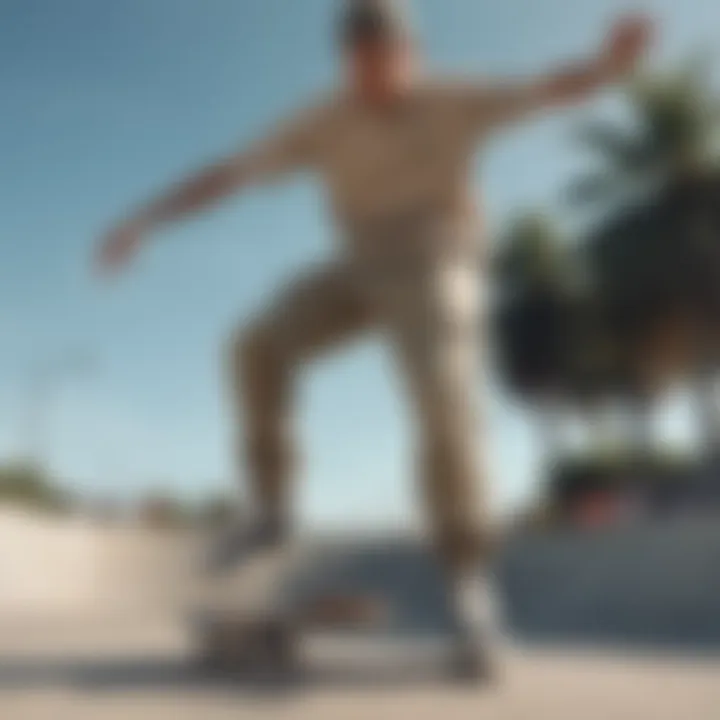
[193,164,244,206]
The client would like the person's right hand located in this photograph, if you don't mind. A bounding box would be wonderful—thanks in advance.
[95,217,149,277]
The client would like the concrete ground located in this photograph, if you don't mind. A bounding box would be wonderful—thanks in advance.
[3,513,719,718]
[1,612,719,720]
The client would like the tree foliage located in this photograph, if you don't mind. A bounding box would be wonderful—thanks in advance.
[0,463,71,513]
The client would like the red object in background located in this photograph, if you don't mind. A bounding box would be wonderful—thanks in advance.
[574,491,620,528]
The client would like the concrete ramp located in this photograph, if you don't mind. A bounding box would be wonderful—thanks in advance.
[0,509,195,616]
[4,509,720,649]
[0,509,98,613]
[500,517,720,647]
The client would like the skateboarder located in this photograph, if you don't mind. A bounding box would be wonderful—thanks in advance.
[97,0,652,676]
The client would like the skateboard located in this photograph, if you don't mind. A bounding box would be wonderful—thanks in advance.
[190,536,461,673]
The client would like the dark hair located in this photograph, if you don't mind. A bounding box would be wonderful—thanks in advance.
[339,0,411,47]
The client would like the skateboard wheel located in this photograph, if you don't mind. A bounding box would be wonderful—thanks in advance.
[251,620,299,670]
[193,616,297,673]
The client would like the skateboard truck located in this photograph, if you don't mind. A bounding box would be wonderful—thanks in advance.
[193,593,391,673]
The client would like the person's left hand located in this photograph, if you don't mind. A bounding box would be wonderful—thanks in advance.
[601,15,654,79]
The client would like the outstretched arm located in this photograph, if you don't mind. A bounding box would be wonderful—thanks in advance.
[462,15,653,134]
[96,109,319,274]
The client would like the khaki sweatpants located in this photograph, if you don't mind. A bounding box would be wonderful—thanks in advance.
[227,236,486,571]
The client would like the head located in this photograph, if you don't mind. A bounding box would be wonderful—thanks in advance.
[339,0,419,104]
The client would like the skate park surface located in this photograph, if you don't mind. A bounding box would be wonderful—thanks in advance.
[2,508,720,719]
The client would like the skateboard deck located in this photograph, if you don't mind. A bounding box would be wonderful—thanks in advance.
[191,536,458,670]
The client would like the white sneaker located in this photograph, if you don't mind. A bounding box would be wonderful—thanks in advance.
[449,573,503,681]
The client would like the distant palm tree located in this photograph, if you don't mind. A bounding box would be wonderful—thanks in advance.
[572,61,720,450]
[571,59,720,208]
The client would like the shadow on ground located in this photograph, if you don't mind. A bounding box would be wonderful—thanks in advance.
[0,652,490,698]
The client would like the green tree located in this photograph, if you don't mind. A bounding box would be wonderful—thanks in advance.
[0,463,71,513]
[571,59,720,207]
[572,61,720,450]
[493,212,593,457]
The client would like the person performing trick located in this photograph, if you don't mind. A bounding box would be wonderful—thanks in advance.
[97,0,652,678]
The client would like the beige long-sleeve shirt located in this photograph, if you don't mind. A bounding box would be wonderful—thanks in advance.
[231,79,541,255]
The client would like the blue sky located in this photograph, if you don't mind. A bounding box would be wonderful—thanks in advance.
[1,0,717,526]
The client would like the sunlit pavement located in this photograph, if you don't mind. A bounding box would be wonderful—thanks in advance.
[1,613,719,720]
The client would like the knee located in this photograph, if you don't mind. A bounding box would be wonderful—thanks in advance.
[434,524,495,570]
[226,322,281,386]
